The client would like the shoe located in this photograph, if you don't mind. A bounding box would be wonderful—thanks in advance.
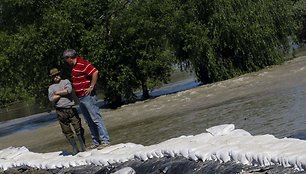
[97,143,110,150]
[86,144,100,150]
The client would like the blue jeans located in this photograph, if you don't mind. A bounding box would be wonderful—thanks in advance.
[79,95,110,145]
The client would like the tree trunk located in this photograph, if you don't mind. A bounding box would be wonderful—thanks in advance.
[141,83,150,99]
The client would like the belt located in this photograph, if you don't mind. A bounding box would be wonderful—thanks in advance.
[56,106,73,110]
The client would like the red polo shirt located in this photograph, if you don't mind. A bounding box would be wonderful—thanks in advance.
[72,56,97,97]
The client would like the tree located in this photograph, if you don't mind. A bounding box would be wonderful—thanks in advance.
[0,0,177,107]
[293,0,306,43]
[109,0,176,99]
[0,0,109,106]
[0,0,49,105]
[0,0,302,108]
[170,0,299,84]
[83,0,176,107]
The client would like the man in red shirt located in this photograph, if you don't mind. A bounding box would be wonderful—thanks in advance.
[63,49,110,149]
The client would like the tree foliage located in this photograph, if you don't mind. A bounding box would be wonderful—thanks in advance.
[293,0,306,42]
[170,0,298,83]
[0,0,303,107]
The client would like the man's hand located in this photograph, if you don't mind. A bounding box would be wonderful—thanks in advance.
[52,94,61,103]
[84,86,94,95]
[54,89,69,96]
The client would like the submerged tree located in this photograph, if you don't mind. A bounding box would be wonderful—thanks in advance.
[293,0,306,43]
[83,0,176,107]
[170,0,299,84]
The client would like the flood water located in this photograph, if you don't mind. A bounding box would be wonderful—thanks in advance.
[109,85,306,147]
[106,55,306,147]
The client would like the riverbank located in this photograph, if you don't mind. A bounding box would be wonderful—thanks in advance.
[1,54,306,154]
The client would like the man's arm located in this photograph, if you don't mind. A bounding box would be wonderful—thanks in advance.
[54,89,69,96]
[48,87,61,103]
[85,70,98,95]
[90,70,98,88]
[54,80,72,96]
[51,95,61,103]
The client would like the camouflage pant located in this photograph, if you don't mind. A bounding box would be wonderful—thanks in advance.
[56,107,84,139]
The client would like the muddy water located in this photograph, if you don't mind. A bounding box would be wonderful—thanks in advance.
[107,56,306,146]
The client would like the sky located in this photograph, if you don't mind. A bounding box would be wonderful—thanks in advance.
[1,124,306,172]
